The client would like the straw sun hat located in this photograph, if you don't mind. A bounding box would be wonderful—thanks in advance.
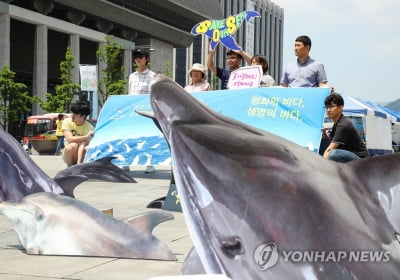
[188,63,207,80]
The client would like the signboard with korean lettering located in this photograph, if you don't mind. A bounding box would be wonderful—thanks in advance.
[227,66,262,89]
[85,87,330,166]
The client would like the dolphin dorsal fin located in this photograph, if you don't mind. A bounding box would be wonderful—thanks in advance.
[124,210,174,235]
[53,175,88,197]
[93,156,114,164]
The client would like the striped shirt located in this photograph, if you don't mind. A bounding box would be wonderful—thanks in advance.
[128,68,156,95]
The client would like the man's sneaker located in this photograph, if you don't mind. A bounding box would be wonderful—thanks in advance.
[144,165,156,173]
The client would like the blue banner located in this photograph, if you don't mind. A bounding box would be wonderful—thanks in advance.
[85,87,330,166]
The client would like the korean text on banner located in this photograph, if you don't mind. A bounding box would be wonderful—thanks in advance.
[85,87,330,166]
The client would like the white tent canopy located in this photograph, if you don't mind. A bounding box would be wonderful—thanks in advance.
[376,105,400,147]
[343,95,396,122]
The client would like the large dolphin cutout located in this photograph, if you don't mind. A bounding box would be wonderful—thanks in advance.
[0,129,135,201]
[0,192,176,260]
[149,76,400,279]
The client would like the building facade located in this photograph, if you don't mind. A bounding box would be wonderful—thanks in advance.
[0,0,283,136]
[0,0,222,115]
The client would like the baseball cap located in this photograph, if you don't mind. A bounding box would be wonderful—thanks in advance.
[133,49,149,58]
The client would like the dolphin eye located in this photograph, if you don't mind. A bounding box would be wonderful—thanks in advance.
[36,212,45,221]
[220,236,244,259]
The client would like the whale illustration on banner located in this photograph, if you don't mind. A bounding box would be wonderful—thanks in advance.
[149,76,400,279]
[0,128,135,201]
[191,10,260,51]
[0,192,176,260]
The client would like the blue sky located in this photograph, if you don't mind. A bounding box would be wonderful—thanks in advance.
[273,0,400,103]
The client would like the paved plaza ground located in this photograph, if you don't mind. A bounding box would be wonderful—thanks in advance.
[0,155,192,280]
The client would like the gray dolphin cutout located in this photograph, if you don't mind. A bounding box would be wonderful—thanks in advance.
[150,76,400,279]
[0,129,135,201]
[0,192,176,260]
[54,156,136,197]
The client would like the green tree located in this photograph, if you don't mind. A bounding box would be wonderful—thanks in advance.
[163,61,172,78]
[96,36,126,107]
[0,65,35,131]
[210,73,219,90]
[38,46,80,113]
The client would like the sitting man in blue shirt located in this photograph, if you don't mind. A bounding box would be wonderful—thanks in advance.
[281,35,331,89]
[322,93,370,163]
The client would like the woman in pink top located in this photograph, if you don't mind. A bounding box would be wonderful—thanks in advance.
[184,63,211,93]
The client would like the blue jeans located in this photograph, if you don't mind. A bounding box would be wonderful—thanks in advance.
[328,149,361,163]
[55,136,65,154]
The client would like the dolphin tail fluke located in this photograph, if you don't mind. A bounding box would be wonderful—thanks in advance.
[220,36,241,51]
[245,11,261,21]
[124,210,174,235]
[53,175,88,197]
